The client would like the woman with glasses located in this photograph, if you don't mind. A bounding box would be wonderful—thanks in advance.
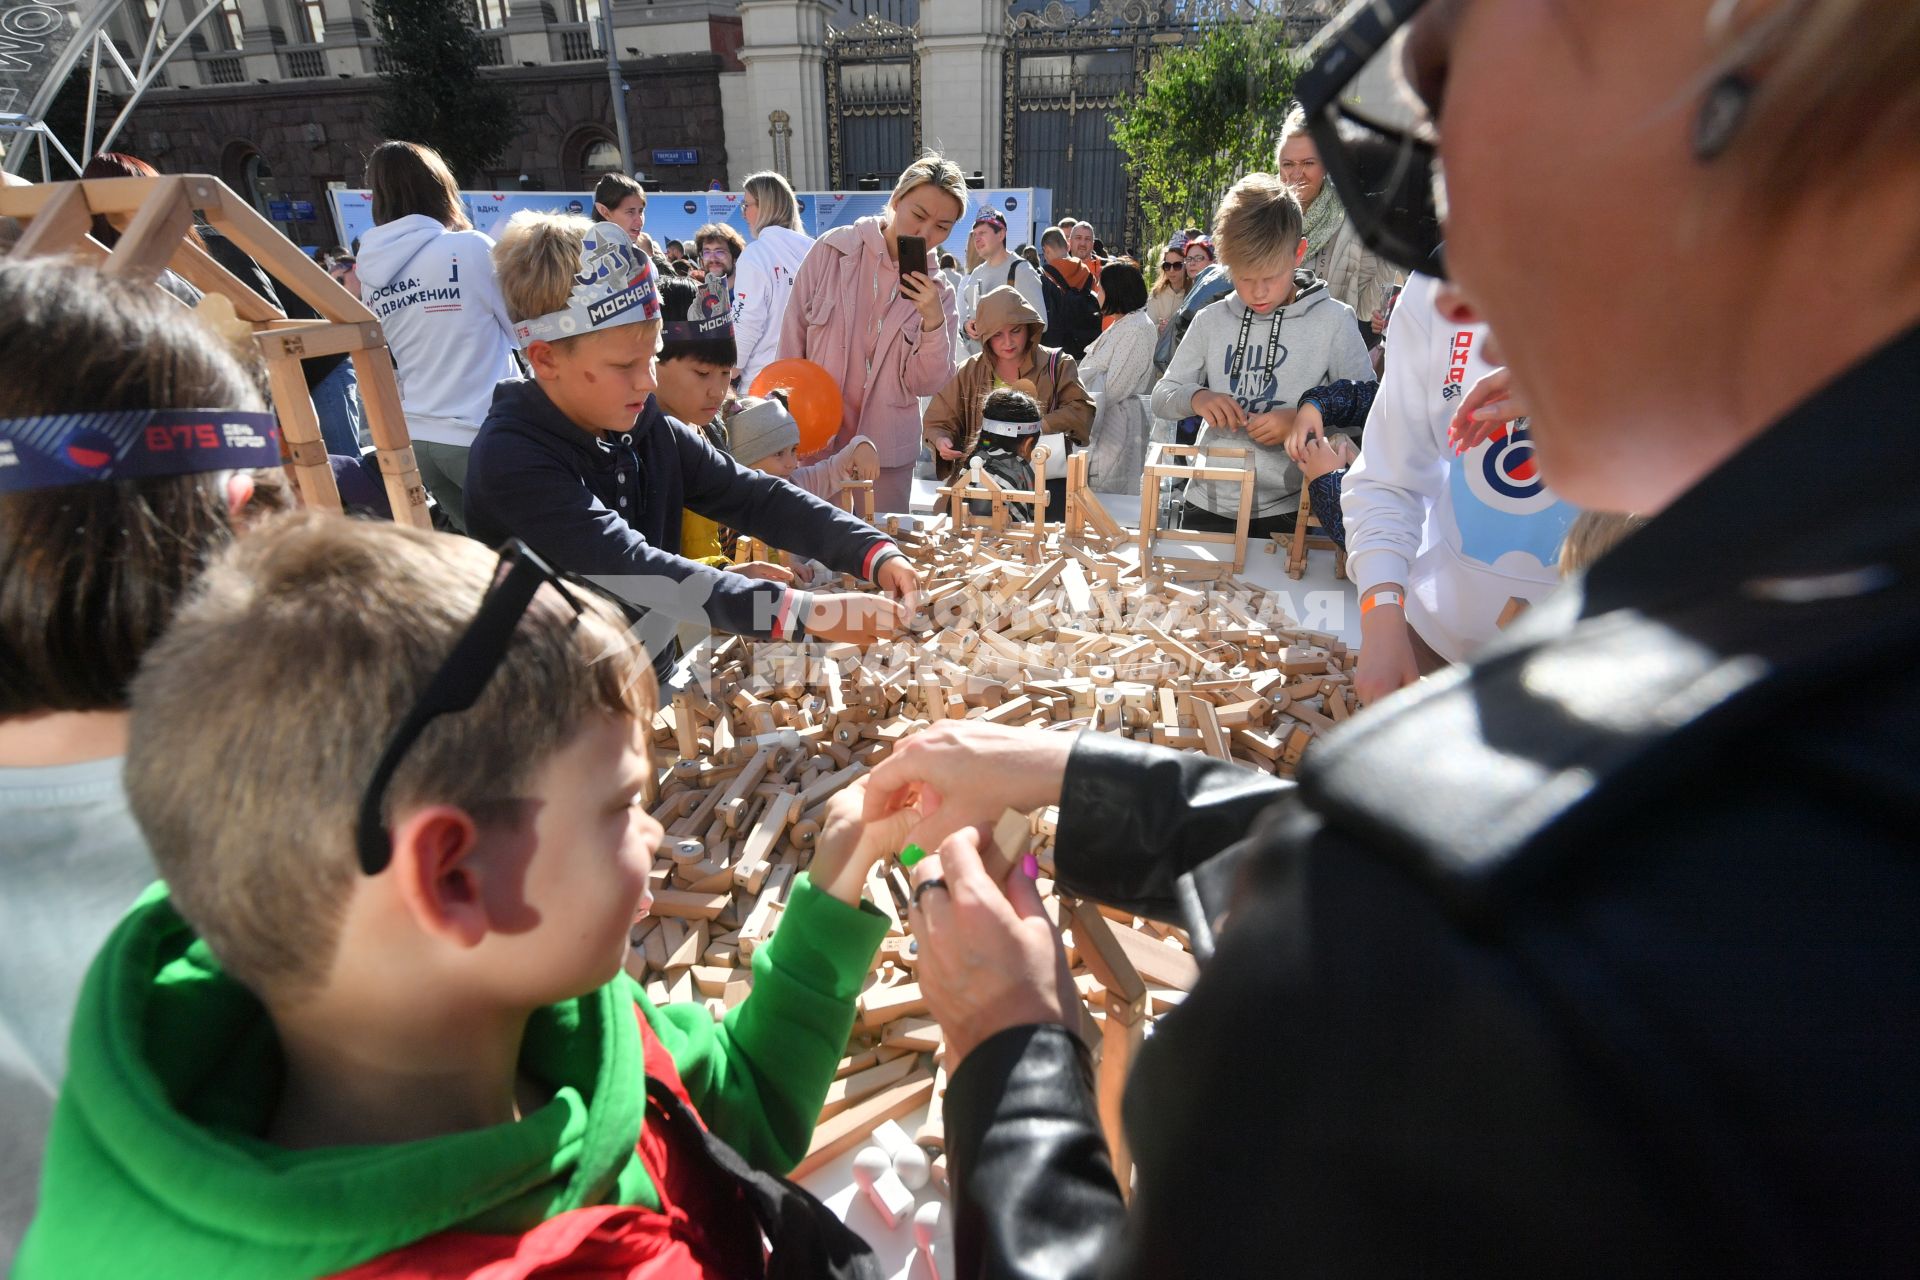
[856,0,1920,1274]
[1145,240,1189,337]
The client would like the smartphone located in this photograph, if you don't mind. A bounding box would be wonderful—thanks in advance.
[896,235,927,290]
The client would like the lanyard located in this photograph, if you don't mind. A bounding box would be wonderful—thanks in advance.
[1227,304,1285,389]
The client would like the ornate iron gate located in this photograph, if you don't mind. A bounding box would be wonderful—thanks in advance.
[825,14,922,190]
[1002,0,1193,256]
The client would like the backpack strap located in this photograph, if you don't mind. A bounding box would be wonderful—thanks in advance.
[1007,261,1020,287]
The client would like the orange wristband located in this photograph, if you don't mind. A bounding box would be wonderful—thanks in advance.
[1360,590,1404,616]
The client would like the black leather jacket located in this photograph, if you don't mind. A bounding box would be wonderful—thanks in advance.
[944,324,1920,1278]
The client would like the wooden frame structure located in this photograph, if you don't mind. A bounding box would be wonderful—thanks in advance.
[1138,441,1255,576]
[1062,452,1129,547]
[1282,482,1347,581]
[0,173,430,528]
[938,443,1053,564]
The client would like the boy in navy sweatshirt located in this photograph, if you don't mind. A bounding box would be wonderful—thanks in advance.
[466,214,915,674]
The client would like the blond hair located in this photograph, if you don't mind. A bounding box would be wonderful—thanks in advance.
[125,513,656,999]
[889,152,969,219]
[492,209,594,327]
[1558,510,1646,576]
[742,170,803,233]
[1213,173,1304,278]
[1276,103,1309,164]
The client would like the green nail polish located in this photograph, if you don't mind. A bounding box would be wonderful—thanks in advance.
[898,842,927,868]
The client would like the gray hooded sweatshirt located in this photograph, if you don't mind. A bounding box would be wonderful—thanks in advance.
[1150,272,1373,517]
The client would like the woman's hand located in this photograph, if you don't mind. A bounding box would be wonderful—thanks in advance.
[803,591,908,644]
[907,826,1080,1070]
[732,560,796,584]
[932,435,966,462]
[808,776,920,906]
[1283,401,1328,464]
[1447,367,1528,455]
[864,721,1075,853]
[1355,593,1421,705]
[1190,389,1248,431]
[901,272,945,332]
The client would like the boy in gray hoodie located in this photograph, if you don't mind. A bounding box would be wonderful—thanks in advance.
[1150,173,1375,535]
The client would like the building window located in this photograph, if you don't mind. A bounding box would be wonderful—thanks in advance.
[299,0,326,42]
[562,0,587,21]
[219,0,244,48]
[142,0,169,46]
[474,0,508,29]
[581,139,621,178]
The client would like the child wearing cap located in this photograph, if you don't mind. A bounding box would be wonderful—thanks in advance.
[16,512,916,1277]
[465,213,917,675]
[726,395,880,583]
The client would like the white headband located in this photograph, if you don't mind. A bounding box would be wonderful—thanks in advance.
[513,221,660,349]
[981,415,1042,437]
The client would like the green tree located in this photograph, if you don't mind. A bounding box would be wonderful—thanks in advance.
[1113,16,1299,255]
[366,0,517,183]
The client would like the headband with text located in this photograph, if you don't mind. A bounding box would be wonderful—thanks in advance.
[514,221,661,349]
[0,409,281,494]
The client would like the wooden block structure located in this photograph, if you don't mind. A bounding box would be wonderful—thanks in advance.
[1283,482,1348,582]
[630,515,1359,1198]
[937,443,1054,563]
[0,174,431,529]
[1138,441,1257,576]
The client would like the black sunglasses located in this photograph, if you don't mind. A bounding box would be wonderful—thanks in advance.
[355,540,587,876]
[1162,260,1185,270]
[1294,0,1446,277]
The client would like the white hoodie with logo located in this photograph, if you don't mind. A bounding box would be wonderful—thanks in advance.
[1341,272,1579,662]
[356,214,520,446]
[731,224,815,392]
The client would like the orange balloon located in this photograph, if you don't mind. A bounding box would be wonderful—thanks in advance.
[748,359,844,455]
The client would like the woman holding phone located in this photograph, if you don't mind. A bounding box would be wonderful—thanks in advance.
[777,152,965,514]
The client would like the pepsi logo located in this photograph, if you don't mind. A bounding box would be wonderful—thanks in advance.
[60,426,119,474]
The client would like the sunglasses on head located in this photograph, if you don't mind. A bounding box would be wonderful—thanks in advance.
[1294,0,1445,277]
[354,540,587,876]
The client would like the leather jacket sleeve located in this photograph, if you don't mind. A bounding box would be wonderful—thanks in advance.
[945,1025,1123,1280]
[1053,732,1290,920]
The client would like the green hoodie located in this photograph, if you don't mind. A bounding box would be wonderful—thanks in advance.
[16,873,887,1279]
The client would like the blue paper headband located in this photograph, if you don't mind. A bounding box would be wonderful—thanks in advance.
[0,409,282,495]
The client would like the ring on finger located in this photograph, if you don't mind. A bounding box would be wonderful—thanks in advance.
[911,877,950,910]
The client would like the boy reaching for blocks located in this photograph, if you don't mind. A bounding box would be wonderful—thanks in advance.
[17,515,914,1278]
[465,215,917,676]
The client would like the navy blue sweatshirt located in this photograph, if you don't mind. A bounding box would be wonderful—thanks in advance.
[466,379,901,644]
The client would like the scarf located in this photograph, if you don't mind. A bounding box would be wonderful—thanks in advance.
[1300,182,1348,268]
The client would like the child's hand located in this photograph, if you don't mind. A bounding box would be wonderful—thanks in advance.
[809,776,919,906]
[1447,367,1528,455]
[1190,389,1247,431]
[804,591,908,644]
[1245,408,1295,447]
[1284,402,1328,464]
[841,437,879,480]
[733,560,796,584]
[1300,433,1358,482]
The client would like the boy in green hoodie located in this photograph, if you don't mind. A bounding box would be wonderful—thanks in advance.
[18,513,910,1279]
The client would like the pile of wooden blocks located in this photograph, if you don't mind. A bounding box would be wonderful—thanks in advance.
[632,514,1357,1199]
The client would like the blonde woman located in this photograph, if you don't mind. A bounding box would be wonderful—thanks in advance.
[731,170,815,391]
[777,152,965,513]
[1146,238,1190,335]
[865,1,1920,1273]
[1277,104,1404,347]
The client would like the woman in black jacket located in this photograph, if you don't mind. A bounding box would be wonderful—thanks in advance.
[858,0,1920,1275]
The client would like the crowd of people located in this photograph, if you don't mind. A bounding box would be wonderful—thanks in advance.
[4,0,1919,1273]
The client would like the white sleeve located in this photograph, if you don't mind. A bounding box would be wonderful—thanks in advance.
[731,243,773,370]
[1016,260,1050,327]
[1340,273,1447,595]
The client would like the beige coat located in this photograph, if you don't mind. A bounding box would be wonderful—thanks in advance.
[1313,211,1405,330]
[922,286,1094,479]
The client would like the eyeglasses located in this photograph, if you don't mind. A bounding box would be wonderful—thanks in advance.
[355,540,586,875]
[1294,0,1445,277]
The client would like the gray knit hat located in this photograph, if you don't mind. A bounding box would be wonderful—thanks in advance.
[727,395,803,467]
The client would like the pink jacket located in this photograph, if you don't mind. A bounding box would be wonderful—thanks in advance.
[776,216,958,468]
